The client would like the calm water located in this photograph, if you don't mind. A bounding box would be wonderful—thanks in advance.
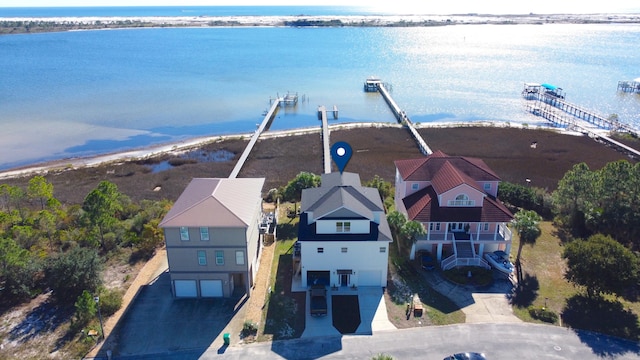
[1,17,639,170]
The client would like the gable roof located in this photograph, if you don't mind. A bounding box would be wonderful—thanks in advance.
[298,172,392,242]
[402,186,513,223]
[159,177,265,228]
[394,151,501,187]
[301,172,383,220]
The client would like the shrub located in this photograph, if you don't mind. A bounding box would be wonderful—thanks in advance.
[98,287,123,317]
[528,306,558,323]
[242,320,258,337]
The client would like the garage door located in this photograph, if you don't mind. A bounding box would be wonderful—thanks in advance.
[200,280,223,297]
[358,270,381,286]
[174,280,197,297]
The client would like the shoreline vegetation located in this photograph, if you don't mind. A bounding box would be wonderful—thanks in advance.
[2,13,640,34]
[1,122,638,206]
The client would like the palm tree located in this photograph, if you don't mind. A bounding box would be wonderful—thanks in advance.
[386,210,407,252]
[401,220,426,258]
[512,209,542,285]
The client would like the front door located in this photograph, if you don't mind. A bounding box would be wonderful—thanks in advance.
[340,274,350,287]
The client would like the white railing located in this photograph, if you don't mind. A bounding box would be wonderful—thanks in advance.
[447,200,475,206]
[441,255,491,270]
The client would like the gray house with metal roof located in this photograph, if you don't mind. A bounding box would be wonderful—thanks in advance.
[159,177,265,298]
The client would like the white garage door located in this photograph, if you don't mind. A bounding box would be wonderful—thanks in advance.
[174,280,197,297]
[200,280,223,297]
[358,270,381,286]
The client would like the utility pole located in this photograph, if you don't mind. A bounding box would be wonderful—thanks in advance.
[94,296,104,341]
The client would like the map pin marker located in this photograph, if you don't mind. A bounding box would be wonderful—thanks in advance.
[330,141,352,174]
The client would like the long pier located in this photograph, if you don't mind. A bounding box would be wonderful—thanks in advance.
[317,106,332,174]
[526,102,640,159]
[375,81,432,155]
[229,98,281,178]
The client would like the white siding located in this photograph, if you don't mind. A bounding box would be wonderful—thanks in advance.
[315,220,369,234]
[300,241,388,288]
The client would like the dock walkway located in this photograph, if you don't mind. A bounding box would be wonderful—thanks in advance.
[229,98,281,178]
[526,102,640,159]
[318,106,332,174]
[376,82,432,155]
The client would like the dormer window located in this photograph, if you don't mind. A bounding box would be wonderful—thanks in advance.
[336,221,351,232]
[411,183,419,190]
[448,194,475,207]
[484,183,491,191]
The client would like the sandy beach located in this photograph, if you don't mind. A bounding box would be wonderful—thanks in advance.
[3,13,640,31]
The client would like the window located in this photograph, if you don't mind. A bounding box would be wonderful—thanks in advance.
[484,183,491,191]
[411,183,419,190]
[180,227,189,241]
[484,223,490,231]
[379,247,386,253]
[341,247,348,253]
[215,250,224,265]
[197,250,207,266]
[336,221,351,233]
[448,194,475,207]
[435,223,441,231]
[429,223,441,231]
[317,247,324,253]
[235,250,245,265]
[429,223,433,231]
[200,227,209,241]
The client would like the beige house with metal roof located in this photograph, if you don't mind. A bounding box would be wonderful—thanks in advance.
[159,177,265,298]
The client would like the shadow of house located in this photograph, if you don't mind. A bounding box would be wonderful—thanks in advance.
[97,272,245,358]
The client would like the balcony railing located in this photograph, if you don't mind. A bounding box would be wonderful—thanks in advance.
[417,223,512,242]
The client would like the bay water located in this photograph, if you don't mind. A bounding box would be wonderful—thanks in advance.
[1,11,639,170]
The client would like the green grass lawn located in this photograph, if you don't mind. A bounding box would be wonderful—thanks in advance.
[512,221,640,340]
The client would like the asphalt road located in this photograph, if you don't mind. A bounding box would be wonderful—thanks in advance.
[116,322,640,360]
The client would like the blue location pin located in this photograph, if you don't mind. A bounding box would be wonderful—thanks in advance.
[330,141,352,174]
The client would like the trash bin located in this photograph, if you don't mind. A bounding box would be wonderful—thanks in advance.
[223,333,230,345]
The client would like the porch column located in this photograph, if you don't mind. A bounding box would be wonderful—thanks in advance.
[478,243,485,257]
[427,222,431,241]
[444,222,449,241]
[437,243,443,261]
[493,223,498,240]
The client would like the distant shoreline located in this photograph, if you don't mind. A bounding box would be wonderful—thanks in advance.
[2,13,640,34]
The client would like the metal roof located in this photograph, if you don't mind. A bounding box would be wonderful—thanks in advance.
[159,177,265,228]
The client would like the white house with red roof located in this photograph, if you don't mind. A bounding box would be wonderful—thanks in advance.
[394,151,513,270]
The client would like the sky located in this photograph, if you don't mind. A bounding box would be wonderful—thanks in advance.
[0,0,639,14]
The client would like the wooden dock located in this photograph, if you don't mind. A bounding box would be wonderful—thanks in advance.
[617,80,640,93]
[526,102,640,159]
[376,81,432,155]
[229,98,281,178]
[318,106,332,174]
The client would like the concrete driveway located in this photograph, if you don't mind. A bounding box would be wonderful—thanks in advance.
[422,269,521,323]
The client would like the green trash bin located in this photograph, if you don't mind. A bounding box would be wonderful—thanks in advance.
[223,333,230,345]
